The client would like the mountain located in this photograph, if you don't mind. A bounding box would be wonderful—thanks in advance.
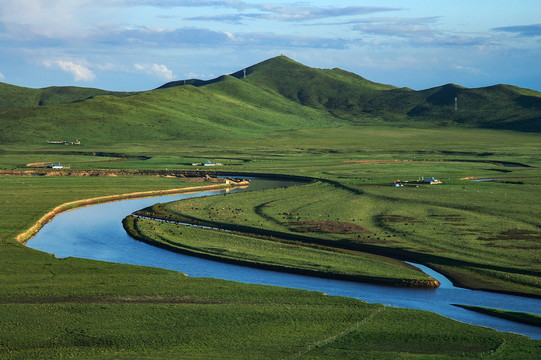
[162,56,541,132]
[161,56,398,119]
[1,56,539,145]
[0,82,136,111]
[0,71,338,145]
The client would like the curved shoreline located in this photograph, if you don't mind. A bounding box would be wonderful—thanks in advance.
[16,180,250,245]
[122,215,440,288]
[125,213,541,298]
[18,171,539,299]
[125,185,541,299]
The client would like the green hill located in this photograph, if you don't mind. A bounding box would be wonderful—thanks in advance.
[239,57,541,131]
[0,82,135,111]
[405,83,541,131]
[164,56,541,131]
[1,56,540,146]
[0,78,338,145]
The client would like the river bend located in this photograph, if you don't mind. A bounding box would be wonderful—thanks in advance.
[26,178,541,339]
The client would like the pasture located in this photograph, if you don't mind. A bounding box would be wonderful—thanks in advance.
[1,124,539,358]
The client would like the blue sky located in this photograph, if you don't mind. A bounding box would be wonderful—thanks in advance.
[1,0,540,91]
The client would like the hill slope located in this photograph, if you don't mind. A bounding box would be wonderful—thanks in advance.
[409,83,541,132]
[164,56,541,131]
[0,82,135,111]
[1,56,540,146]
[0,78,339,145]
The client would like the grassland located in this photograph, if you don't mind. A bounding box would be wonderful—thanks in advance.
[129,148,540,296]
[2,56,540,147]
[3,173,539,358]
[123,215,436,286]
[0,82,136,111]
[0,56,540,358]
[453,305,541,327]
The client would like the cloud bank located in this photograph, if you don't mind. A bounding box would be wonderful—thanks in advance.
[135,63,175,81]
[493,23,541,37]
[1,1,539,91]
[43,60,96,82]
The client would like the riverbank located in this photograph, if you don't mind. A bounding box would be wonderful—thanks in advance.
[24,178,541,342]
[1,169,239,179]
[6,171,540,357]
[135,178,540,299]
[452,304,541,328]
[16,179,249,244]
[123,214,440,288]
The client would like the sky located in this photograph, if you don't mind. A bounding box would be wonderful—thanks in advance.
[1,0,540,92]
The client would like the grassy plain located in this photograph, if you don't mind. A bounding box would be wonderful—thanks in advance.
[1,127,539,358]
[124,215,434,285]
[1,56,540,358]
[3,169,539,358]
[453,305,541,327]
[134,174,540,296]
[114,125,540,297]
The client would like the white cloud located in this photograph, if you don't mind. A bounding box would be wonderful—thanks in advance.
[255,5,397,22]
[43,59,96,82]
[451,64,480,74]
[134,63,175,81]
[0,72,5,80]
[224,31,236,40]
[96,62,118,71]
[185,72,216,79]
[152,64,174,80]
[0,0,98,39]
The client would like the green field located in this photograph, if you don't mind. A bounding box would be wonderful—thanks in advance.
[128,167,540,296]
[3,174,539,359]
[123,214,436,286]
[1,57,540,358]
[453,305,541,327]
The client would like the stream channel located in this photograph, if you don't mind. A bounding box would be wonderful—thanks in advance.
[26,177,541,339]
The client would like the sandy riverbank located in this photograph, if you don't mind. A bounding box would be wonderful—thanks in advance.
[16,180,250,244]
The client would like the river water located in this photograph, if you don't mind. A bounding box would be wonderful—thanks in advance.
[26,178,541,339]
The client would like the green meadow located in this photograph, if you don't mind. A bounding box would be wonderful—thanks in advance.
[123,215,435,285]
[452,305,541,327]
[1,169,540,359]
[132,166,540,296]
[0,56,540,358]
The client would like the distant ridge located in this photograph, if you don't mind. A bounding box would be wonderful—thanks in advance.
[157,76,226,89]
[0,82,137,111]
[0,55,540,145]
[158,56,541,132]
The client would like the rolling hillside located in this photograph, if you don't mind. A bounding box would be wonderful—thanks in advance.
[0,82,135,111]
[1,56,540,146]
[157,56,541,132]
[0,77,339,145]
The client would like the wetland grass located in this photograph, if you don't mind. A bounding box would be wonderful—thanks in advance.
[1,125,540,358]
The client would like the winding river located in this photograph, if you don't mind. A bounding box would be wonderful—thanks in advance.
[26,178,541,339]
